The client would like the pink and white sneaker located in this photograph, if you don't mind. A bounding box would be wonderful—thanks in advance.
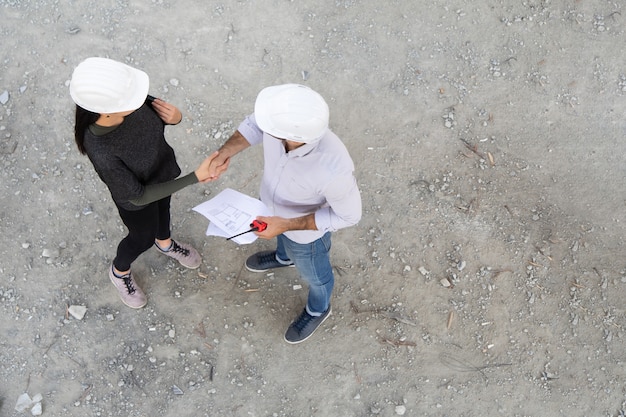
[155,239,202,269]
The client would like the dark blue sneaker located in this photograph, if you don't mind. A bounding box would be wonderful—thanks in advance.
[245,250,294,272]
[284,306,332,344]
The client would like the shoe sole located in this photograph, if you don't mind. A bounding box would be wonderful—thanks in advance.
[283,307,332,345]
[118,297,147,309]
[178,260,201,270]
[245,263,295,273]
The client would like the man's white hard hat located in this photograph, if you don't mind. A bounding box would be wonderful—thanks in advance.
[254,84,329,143]
[70,57,149,114]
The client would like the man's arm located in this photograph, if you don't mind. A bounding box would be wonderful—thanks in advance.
[255,213,317,239]
[207,130,251,179]
[254,171,362,240]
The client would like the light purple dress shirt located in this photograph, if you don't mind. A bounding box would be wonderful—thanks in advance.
[237,114,362,244]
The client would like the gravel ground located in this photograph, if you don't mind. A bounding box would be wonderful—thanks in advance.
[2,1,626,416]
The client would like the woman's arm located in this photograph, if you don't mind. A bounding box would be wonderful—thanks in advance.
[129,151,224,205]
[129,173,198,206]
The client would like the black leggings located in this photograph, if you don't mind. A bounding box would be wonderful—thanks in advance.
[113,197,172,271]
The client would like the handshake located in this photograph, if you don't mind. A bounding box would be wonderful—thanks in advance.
[193,151,230,183]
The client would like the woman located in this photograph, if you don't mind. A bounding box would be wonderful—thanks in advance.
[70,57,225,309]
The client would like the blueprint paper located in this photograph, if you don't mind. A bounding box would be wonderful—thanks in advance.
[192,188,271,244]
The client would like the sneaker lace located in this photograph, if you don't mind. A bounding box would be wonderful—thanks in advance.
[258,251,279,265]
[293,311,315,332]
[170,241,190,257]
[120,275,136,295]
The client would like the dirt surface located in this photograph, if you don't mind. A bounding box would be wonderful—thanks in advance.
[2,0,626,416]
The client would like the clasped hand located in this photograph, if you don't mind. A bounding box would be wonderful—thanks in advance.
[195,151,229,183]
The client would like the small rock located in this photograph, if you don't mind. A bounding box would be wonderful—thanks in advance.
[0,90,9,105]
[42,248,58,258]
[440,278,451,287]
[169,78,180,86]
[31,402,42,416]
[172,385,184,395]
[15,393,32,412]
[418,266,429,276]
[68,305,87,320]
[395,405,406,415]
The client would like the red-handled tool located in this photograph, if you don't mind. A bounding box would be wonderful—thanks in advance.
[226,220,268,240]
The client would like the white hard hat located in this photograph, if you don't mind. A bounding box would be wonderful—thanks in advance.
[69,57,149,114]
[254,84,329,143]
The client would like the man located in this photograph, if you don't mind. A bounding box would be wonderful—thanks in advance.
[209,84,362,344]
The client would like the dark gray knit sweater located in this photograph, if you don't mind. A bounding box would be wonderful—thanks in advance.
[84,103,181,211]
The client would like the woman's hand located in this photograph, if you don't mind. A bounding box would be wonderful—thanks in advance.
[151,98,182,125]
[195,151,230,183]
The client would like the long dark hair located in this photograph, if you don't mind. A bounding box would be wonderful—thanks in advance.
[74,105,100,155]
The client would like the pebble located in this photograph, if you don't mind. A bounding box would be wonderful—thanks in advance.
[15,393,32,412]
[440,278,451,287]
[0,90,9,105]
[42,248,60,258]
[68,305,87,320]
[15,393,43,414]
[395,405,406,415]
[31,402,42,416]
[418,266,429,276]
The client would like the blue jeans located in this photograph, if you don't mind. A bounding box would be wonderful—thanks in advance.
[276,232,333,316]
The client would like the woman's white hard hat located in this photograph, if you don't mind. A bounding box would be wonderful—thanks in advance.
[70,57,149,114]
[254,84,329,143]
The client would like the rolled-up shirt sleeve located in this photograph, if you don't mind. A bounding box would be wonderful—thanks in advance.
[237,114,264,146]
[315,172,362,232]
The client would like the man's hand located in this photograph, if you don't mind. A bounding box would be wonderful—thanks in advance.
[206,154,231,180]
[253,214,317,239]
[205,130,251,180]
[150,98,182,125]
[195,151,229,183]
